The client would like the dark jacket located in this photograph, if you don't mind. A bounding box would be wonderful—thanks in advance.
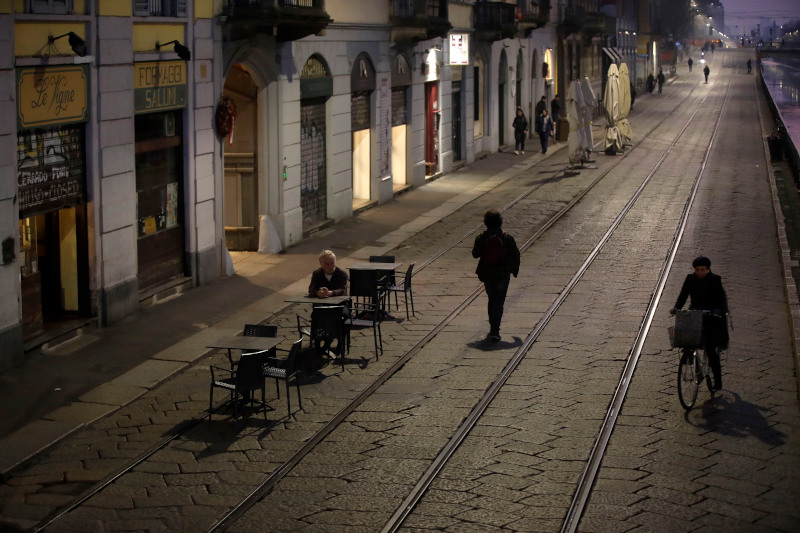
[513,115,528,138]
[551,98,561,119]
[674,271,729,348]
[535,114,553,136]
[308,266,349,297]
[674,271,728,315]
[535,99,547,116]
[472,229,521,283]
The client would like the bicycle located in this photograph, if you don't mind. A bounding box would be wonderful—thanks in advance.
[669,309,719,410]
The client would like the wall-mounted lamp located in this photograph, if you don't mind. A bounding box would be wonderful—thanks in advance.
[48,32,87,57]
[156,40,191,61]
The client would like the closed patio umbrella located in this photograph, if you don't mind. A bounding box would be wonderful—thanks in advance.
[580,76,597,155]
[603,63,623,154]
[567,80,587,166]
[617,63,632,145]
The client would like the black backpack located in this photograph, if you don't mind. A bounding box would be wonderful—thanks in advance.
[483,232,506,266]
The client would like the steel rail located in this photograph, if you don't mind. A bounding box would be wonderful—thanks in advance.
[32,74,705,532]
[561,77,733,533]
[210,85,710,531]
[381,78,730,533]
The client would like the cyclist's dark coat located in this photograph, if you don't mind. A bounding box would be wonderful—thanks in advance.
[674,271,729,348]
[674,271,728,314]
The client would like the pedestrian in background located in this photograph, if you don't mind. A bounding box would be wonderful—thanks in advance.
[747,58,752,74]
[688,57,693,72]
[535,108,554,154]
[703,64,710,83]
[472,210,521,342]
[647,73,655,93]
[535,96,547,116]
[512,107,528,155]
[657,69,665,93]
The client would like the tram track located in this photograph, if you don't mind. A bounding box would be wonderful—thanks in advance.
[29,73,726,532]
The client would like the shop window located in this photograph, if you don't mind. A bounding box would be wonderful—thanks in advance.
[134,0,187,17]
[27,0,73,14]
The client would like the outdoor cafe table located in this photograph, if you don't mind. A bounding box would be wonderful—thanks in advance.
[284,295,350,306]
[347,262,403,271]
[348,262,403,319]
[206,335,285,363]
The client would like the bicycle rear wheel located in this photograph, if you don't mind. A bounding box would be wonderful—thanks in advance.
[678,349,700,410]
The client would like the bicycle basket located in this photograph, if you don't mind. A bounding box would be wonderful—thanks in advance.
[669,310,704,348]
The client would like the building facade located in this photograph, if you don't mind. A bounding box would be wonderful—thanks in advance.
[5,0,662,370]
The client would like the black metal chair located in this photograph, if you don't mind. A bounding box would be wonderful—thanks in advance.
[209,350,272,421]
[263,339,304,417]
[296,305,348,371]
[369,255,396,310]
[229,323,278,369]
[387,262,415,320]
[344,300,383,360]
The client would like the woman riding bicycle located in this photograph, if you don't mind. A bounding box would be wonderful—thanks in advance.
[670,256,729,391]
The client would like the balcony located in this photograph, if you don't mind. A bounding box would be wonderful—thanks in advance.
[390,0,451,42]
[474,1,516,42]
[222,0,332,43]
[558,3,606,36]
[516,0,551,36]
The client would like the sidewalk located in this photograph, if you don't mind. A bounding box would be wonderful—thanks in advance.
[0,139,569,477]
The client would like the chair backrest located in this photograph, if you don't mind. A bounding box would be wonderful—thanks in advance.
[244,324,278,338]
[235,351,270,392]
[403,262,415,288]
[283,339,304,375]
[349,268,380,301]
[310,305,346,340]
[369,256,396,284]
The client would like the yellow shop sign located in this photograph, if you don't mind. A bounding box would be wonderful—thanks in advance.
[17,65,89,130]
[134,61,187,114]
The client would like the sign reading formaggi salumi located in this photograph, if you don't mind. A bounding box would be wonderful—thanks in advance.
[16,65,89,130]
[134,61,187,114]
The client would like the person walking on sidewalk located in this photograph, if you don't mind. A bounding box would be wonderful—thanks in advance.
[703,64,710,83]
[657,69,665,93]
[472,210,521,342]
[535,108,554,154]
[688,57,693,72]
[512,107,528,155]
[670,256,729,391]
[747,58,752,74]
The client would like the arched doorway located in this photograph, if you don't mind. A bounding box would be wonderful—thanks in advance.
[498,50,508,147]
[300,55,332,229]
[222,64,259,251]
[351,53,376,204]
[391,53,411,189]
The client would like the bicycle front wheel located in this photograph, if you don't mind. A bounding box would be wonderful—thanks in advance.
[678,349,700,410]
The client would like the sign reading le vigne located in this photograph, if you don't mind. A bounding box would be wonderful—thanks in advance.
[17,65,89,130]
[134,61,187,114]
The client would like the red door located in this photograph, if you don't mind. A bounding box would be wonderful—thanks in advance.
[425,82,439,175]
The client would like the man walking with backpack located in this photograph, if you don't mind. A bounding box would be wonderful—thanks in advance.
[472,210,521,342]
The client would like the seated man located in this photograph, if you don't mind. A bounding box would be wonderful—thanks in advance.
[309,249,349,298]
[308,250,349,355]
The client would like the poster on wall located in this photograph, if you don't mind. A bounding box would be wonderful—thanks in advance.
[449,33,469,65]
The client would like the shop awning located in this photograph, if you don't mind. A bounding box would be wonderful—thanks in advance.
[603,47,623,63]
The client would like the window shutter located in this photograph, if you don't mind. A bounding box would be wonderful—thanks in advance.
[176,0,187,17]
[133,0,151,16]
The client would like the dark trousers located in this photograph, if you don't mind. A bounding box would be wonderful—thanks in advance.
[538,132,549,153]
[484,275,510,335]
[515,134,525,152]
[703,314,727,386]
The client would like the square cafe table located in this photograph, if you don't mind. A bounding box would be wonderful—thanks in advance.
[207,335,285,365]
[284,294,350,306]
